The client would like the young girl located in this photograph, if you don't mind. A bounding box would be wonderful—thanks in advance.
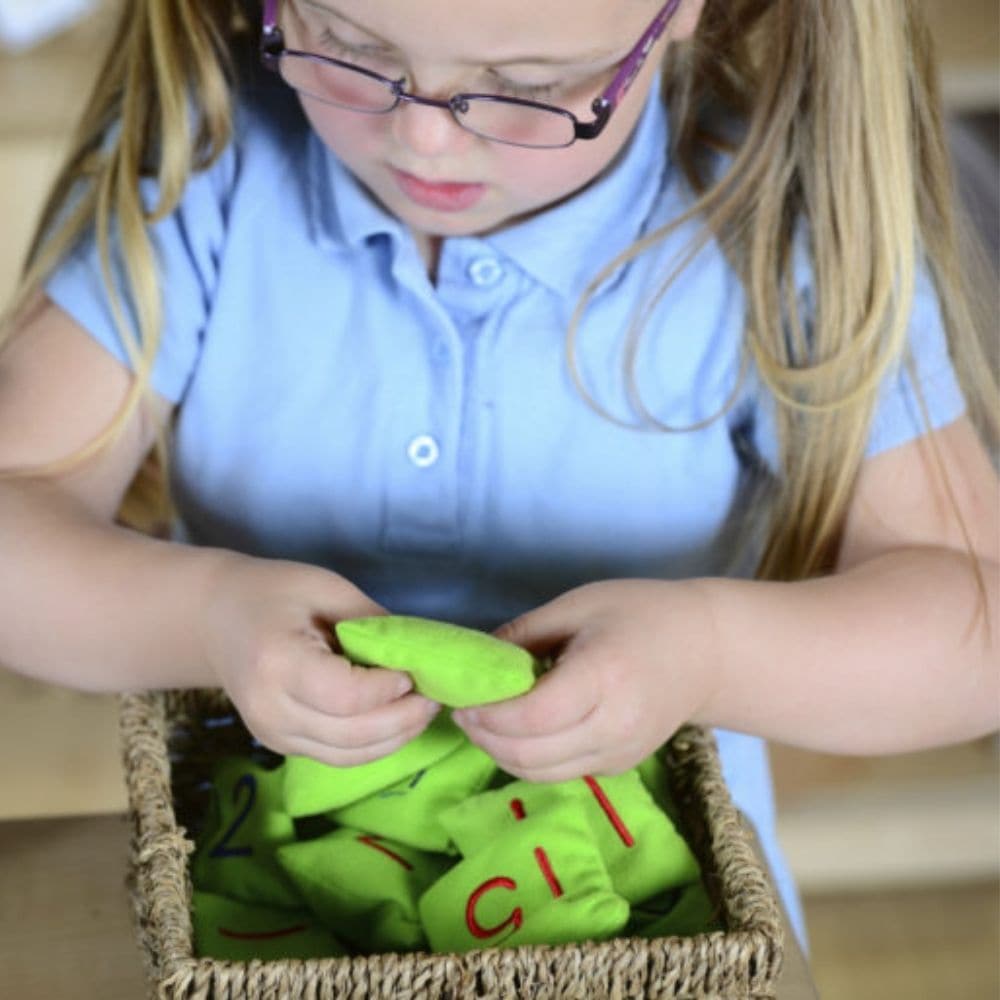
[0,0,996,945]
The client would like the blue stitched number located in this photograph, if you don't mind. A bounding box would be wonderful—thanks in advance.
[209,773,257,858]
[377,768,428,798]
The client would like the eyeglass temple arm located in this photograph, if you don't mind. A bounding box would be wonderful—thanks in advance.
[577,0,681,139]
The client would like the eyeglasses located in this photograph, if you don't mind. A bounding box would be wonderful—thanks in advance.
[260,0,681,149]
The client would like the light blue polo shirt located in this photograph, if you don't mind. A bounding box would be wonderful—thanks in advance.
[46,69,964,946]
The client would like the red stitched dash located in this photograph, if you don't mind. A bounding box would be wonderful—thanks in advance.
[218,924,308,941]
[357,834,414,870]
[583,775,635,847]
[509,798,526,820]
[533,847,563,898]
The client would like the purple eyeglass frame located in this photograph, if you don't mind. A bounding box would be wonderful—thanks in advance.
[260,0,682,145]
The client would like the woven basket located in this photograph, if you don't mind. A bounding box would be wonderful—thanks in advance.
[120,689,784,999]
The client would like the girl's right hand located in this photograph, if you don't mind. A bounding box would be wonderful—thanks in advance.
[197,553,440,767]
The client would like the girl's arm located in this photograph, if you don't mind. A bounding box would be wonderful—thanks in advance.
[0,298,217,688]
[455,417,998,781]
[704,415,997,753]
[0,302,438,764]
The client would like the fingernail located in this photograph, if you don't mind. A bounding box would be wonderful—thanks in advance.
[459,709,479,726]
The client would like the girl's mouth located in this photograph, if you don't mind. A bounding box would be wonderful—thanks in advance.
[390,167,487,212]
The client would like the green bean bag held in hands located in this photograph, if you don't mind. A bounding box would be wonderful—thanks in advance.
[335,615,540,708]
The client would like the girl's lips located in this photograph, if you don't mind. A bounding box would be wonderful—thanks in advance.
[390,167,487,212]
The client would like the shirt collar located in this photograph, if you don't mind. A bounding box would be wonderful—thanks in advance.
[307,136,406,252]
[308,75,670,299]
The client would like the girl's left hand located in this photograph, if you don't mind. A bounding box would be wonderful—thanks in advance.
[452,579,723,782]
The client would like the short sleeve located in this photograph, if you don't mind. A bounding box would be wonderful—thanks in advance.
[44,147,236,404]
[863,266,966,456]
[744,263,967,472]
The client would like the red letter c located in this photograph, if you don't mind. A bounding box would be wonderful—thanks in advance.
[465,877,523,940]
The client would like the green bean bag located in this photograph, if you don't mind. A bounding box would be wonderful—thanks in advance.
[440,769,700,903]
[283,711,465,816]
[191,891,347,960]
[331,738,497,852]
[191,757,302,908]
[276,827,451,953]
[335,615,540,708]
[419,808,629,953]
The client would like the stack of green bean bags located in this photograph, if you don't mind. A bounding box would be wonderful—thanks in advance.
[189,616,720,960]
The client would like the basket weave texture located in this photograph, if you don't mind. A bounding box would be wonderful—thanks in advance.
[120,689,784,999]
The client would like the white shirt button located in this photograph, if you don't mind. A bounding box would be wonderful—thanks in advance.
[468,257,504,287]
[407,435,440,468]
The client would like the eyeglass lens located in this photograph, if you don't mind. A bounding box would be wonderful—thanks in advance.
[277,3,579,148]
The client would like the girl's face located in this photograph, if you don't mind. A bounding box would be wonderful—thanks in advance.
[284,0,702,253]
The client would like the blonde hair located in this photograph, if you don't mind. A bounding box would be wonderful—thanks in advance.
[1,1,242,525]
[571,0,998,578]
[1,0,996,577]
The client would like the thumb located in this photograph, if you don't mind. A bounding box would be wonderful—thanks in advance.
[298,564,388,634]
[299,570,408,711]
[494,588,595,656]
[297,645,414,717]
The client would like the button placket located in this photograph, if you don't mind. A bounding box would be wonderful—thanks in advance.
[378,301,464,555]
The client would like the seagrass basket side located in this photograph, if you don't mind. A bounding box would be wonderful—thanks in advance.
[120,689,784,999]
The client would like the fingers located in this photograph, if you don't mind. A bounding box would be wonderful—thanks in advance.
[455,704,647,782]
[237,641,441,765]
[289,649,414,717]
[493,592,585,656]
[500,751,618,785]
[294,562,388,624]
[453,648,599,739]
[279,707,440,768]
[260,687,440,763]
[287,660,438,748]
[457,710,601,776]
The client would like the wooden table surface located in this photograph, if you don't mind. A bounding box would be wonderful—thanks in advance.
[0,812,818,999]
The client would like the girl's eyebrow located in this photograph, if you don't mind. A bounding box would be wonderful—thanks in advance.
[303,0,622,66]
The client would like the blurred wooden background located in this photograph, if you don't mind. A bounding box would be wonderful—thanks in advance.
[0,2,997,997]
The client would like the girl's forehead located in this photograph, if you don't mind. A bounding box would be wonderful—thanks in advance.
[309,0,661,64]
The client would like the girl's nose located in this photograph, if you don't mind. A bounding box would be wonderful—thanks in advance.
[391,99,475,159]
